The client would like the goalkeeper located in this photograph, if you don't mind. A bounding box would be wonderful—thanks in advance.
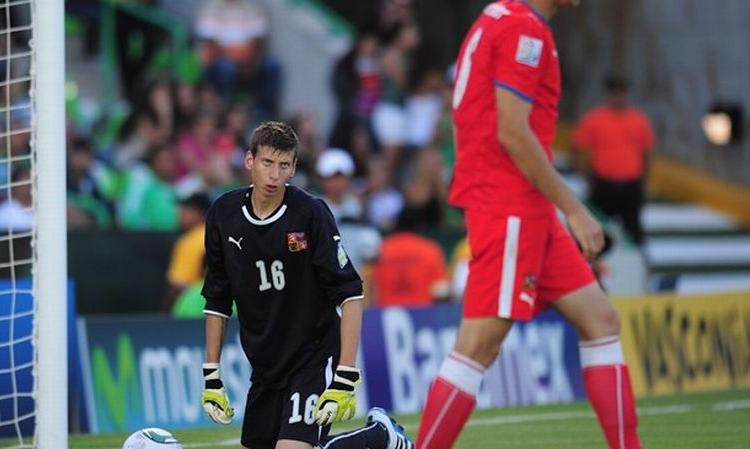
[201,121,412,449]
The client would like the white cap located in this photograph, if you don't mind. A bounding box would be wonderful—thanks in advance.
[316,148,355,177]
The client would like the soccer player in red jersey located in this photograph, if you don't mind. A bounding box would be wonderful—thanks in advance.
[415,1,642,449]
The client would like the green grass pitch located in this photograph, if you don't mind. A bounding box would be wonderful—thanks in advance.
[29,389,750,448]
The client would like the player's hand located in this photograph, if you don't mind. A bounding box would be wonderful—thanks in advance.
[201,363,234,425]
[566,206,604,261]
[314,365,362,426]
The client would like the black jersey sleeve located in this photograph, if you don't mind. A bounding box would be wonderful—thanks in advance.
[201,203,233,317]
[311,199,363,305]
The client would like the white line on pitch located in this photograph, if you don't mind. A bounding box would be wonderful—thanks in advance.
[181,401,722,448]
[713,399,750,411]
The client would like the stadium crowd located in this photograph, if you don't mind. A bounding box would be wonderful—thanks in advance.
[57,0,463,311]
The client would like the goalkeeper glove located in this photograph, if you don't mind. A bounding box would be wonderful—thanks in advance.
[314,365,362,426]
[201,363,234,425]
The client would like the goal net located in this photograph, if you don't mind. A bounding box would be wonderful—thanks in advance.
[1,0,67,448]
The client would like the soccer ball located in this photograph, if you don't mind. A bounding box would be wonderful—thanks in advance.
[122,427,183,449]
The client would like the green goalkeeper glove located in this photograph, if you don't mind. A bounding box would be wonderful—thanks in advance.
[314,365,362,426]
[201,363,234,425]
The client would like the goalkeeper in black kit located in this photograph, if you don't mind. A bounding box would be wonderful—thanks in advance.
[200,121,413,449]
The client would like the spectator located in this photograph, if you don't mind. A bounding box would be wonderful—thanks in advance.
[379,20,420,105]
[399,146,446,229]
[364,154,403,231]
[404,67,444,148]
[314,148,363,222]
[114,77,174,169]
[371,208,449,307]
[175,109,233,191]
[164,192,212,313]
[117,145,180,231]
[572,75,655,245]
[66,138,117,229]
[0,167,33,232]
[330,32,382,151]
[194,0,282,120]
[287,111,324,189]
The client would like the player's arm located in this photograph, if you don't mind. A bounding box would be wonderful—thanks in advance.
[205,313,226,364]
[200,204,234,424]
[339,297,363,367]
[496,87,603,260]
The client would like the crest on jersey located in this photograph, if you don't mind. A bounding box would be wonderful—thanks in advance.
[334,236,349,269]
[515,35,543,68]
[287,232,308,252]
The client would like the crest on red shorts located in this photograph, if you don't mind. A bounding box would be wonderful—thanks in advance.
[519,273,538,307]
[287,232,308,252]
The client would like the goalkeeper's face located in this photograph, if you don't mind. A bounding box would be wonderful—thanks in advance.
[245,145,297,200]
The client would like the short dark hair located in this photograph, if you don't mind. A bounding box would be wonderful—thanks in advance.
[248,121,299,157]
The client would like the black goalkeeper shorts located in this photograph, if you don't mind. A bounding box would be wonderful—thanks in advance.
[240,353,335,449]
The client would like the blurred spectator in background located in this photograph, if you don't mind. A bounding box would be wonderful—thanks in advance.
[117,145,180,231]
[216,101,251,176]
[164,192,211,312]
[364,154,403,232]
[379,0,415,30]
[194,0,282,120]
[173,80,199,134]
[66,138,117,229]
[175,109,233,193]
[0,167,33,233]
[371,20,420,171]
[287,111,324,190]
[371,208,449,307]
[404,67,444,149]
[114,77,175,169]
[399,146,446,229]
[572,75,655,245]
[330,32,382,154]
[314,147,363,222]
[338,216,382,308]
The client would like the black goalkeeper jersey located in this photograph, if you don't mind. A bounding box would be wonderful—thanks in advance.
[201,186,363,387]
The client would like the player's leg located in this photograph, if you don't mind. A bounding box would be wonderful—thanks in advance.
[318,408,413,449]
[276,440,313,449]
[417,212,545,449]
[416,317,512,449]
[541,222,641,449]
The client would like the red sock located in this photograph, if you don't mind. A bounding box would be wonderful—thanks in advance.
[416,353,484,449]
[581,338,641,449]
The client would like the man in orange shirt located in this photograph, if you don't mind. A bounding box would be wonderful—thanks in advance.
[372,209,449,307]
[573,75,655,245]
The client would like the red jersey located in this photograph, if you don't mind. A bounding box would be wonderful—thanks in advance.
[449,0,560,217]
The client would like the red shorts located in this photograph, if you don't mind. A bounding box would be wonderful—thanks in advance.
[462,210,596,320]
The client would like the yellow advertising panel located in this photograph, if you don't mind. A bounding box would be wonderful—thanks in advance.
[614,291,750,397]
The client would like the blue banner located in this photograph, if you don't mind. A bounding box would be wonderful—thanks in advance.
[360,304,584,414]
[78,304,584,433]
[78,317,250,433]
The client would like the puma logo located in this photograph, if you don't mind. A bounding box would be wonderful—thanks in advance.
[519,292,535,307]
[228,236,243,250]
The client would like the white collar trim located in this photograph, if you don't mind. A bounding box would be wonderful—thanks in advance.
[242,204,288,225]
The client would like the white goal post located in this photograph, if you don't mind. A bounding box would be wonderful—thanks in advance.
[33,0,67,447]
